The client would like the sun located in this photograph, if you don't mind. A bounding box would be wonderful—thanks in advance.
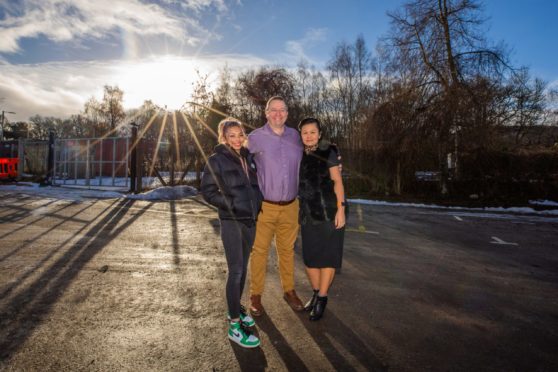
[111,56,213,111]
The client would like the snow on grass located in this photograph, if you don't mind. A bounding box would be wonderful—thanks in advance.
[348,198,558,216]
[126,185,198,200]
[0,183,125,201]
[0,182,198,201]
[52,172,197,189]
[529,199,558,207]
[2,181,557,216]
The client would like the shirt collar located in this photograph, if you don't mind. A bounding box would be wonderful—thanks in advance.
[264,122,290,137]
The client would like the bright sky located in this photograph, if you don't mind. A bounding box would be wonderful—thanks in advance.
[0,0,557,122]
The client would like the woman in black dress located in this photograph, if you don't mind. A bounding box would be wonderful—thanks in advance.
[298,117,346,321]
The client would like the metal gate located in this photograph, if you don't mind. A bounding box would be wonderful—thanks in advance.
[52,137,130,190]
[22,140,49,176]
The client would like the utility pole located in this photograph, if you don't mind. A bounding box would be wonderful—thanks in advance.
[1,110,16,141]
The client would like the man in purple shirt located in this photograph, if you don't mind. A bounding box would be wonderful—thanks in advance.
[247,96,305,316]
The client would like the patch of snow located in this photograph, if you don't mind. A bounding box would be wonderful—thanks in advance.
[0,183,126,201]
[1,173,201,201]
[0,182,199,201]
[529,199,558,207]
[348,199,558,216]
[51,172,197,189]
[2,181,556,214]
[126,185,198,200]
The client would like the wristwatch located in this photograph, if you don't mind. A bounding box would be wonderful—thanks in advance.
[337,201,346,207]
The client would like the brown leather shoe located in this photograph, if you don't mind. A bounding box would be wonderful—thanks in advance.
[249,294,264,317]
[283,290,304,312]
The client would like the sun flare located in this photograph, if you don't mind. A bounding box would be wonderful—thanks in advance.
[111,56,212,111]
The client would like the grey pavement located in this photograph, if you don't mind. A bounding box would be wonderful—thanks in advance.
[0,190,557,371]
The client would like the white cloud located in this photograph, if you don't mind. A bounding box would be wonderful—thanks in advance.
[179,0,229,14]
[0,61,105,120]
[0,54,270,121]
[284,28,328,63]
[0,0,229,54]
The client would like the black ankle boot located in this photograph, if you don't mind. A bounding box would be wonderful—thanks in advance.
[304,289,319,312]
[309,296,327,321]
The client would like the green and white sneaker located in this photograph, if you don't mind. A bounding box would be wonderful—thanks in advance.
[227,305,256,327]
[228,321,260,348]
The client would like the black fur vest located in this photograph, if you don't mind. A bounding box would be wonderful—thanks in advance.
[298,143,338,225]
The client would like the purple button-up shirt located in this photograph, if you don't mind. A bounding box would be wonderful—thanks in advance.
[248,123,303,202]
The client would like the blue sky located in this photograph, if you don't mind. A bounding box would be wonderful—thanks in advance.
[0,0,556,122]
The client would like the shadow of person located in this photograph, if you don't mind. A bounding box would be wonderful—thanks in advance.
[0,198,151,361]
[229,331,268,372]
[251,312,310,372]
[296,309,387,371]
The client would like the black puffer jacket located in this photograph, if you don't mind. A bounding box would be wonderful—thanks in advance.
[201,144,263,222]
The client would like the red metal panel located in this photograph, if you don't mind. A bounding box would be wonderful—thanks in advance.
[0,158,18,179]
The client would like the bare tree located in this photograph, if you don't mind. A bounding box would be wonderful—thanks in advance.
[506,69,547,145]
[83,85,125,135]
[214,65,234,114]
[235,67,298,126]
[60,115,90,138]
[29,115,62,140]
[101,85,126,131]
[84,97,109,137]
[386,0,510,191]
[326,35,374,147]
[294,60,329,122]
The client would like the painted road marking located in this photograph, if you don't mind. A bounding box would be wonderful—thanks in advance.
[346,226,379,235]
[490,236,518,246]
[453,215,463,221]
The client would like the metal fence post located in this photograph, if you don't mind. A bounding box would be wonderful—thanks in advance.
[99,139,103,186]
[17,138,24,180]
[85,139,91,187]
[46,131,55,185]
[136,136,143,193]
[130,123,137,193]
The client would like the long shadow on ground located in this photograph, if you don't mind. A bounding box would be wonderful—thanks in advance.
[296,308,387,371]
[0,198,153,362]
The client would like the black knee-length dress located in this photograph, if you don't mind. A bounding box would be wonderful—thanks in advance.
[298,143,345,268]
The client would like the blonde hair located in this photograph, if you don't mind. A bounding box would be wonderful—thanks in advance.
[217,118,244,144]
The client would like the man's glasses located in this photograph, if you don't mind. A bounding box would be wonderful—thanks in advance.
[267,108,287,113]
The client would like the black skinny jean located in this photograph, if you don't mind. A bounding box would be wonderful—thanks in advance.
[220,219,255,319]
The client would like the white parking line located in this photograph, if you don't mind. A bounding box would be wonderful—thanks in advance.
[346,226,379,235]
[453,215,463,221]
[490,236,518,246]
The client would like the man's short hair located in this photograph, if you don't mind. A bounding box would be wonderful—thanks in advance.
[265,96,287,111]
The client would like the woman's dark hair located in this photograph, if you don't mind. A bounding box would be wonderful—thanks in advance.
[298,117,321,132]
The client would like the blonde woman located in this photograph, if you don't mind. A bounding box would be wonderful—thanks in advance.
[201,118,263,348]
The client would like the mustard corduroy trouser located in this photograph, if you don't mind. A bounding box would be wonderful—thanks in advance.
[249,199,299,295]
